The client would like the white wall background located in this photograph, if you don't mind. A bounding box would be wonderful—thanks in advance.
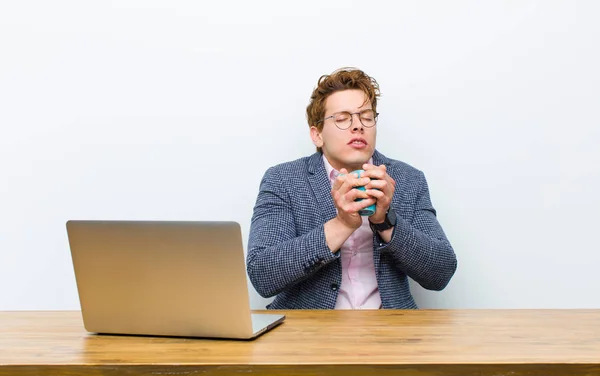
[1,1,599,311]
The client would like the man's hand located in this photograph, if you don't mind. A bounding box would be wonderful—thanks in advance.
[331,168,376,230]
[361,164,396,224]
[324,169,376,253]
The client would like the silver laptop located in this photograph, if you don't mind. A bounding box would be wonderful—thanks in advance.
[66,220,285,340]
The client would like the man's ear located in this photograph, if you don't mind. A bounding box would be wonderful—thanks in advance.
[310,127,323,147]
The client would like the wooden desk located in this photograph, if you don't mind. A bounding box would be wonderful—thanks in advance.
[1,310,599,375]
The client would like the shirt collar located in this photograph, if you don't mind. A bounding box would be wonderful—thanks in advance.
[322,154,373,183]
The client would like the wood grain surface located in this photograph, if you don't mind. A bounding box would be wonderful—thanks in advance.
[1,309,600,375]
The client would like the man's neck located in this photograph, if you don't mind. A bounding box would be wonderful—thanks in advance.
[322,154,371,174]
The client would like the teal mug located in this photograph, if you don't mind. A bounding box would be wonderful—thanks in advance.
[346,169,376,217]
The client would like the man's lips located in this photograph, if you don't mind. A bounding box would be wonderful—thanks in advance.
[348,138,367,148]
[348,137,367,146]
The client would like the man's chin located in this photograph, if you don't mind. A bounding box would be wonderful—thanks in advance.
[343,155,373,170]
[347,149,373,164]
[324,148,374,170]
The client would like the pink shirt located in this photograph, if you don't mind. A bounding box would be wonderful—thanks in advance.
[322,155,382,309]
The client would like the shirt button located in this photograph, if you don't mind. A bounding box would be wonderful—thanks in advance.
[330,283,339,291]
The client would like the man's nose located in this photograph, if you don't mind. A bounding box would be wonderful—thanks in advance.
[351,114,364,132]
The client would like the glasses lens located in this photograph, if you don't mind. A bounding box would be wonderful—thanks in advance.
[360,110,376,127]
[334,112,352,129]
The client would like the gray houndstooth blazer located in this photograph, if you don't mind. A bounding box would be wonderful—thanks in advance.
[247,150,457,309]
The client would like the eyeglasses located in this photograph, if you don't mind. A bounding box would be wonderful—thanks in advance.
[317,109,379,130]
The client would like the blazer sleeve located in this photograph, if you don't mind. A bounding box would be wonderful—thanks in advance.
[374,171,457,291]
[246,167,340,298]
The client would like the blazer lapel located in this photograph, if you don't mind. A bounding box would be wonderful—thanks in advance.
[307,153,337,224]
[372,149,391,169]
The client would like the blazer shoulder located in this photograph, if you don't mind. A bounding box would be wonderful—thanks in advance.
[382,155,424,180]
[263,154,314,178]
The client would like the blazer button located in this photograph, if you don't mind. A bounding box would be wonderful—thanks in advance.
[330,283,339,291]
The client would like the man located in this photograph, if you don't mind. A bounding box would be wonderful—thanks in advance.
[247,67,457,309]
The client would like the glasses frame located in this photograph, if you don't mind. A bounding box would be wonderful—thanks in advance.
[317,109,379,130]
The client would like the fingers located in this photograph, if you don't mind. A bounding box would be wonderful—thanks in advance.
[331,169,346,192]
[368,187,390,209]
[365,188,385,199]
[365,179,386,190]
[345,187,369,201]
[331,171,375,215]
[332,180,370,208]
[345,197,377,213]
[332,171,371,194]
[362,164,395,184]
[359,165,396,217]
[331,164,397,220]
[332,185,375,228]
[362,164,395,191]
[361,163,386,180]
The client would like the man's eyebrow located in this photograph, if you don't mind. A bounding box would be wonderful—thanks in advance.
[329,108,374,114]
